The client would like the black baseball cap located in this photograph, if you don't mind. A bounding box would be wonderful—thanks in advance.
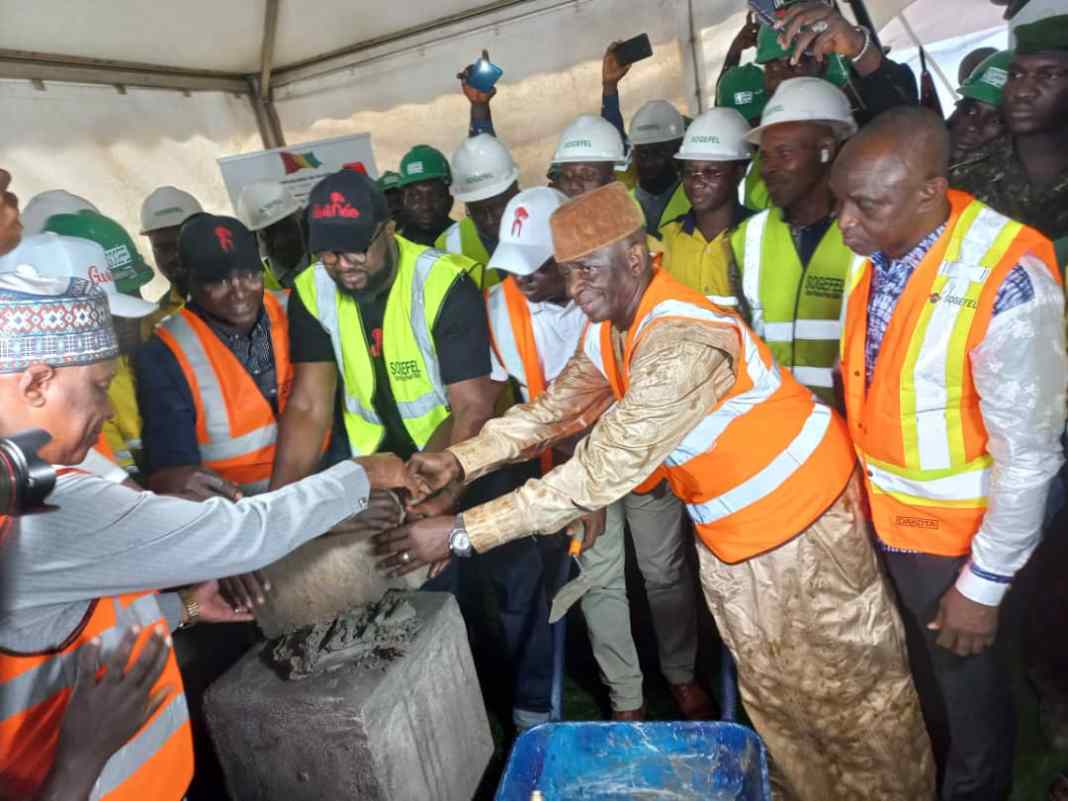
[307,170,388,255]
[179,213,262,284]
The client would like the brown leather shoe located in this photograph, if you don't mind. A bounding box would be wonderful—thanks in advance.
[670,681,716,720]
[611,704,646,721]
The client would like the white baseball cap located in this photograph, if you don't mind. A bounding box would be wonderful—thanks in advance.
[20,190,99,236]
[140,186,203,234]
[237,180,302,231]
[488,187,568,277]
[0,233,157,318]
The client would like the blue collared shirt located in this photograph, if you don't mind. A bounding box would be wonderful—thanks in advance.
[865,224,1033,386]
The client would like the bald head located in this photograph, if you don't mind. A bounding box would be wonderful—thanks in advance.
[845,106,951,180]
[830,107,951,260]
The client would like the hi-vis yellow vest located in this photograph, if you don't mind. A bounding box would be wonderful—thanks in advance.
[629,183,692,239]
[435,216,500,291]
[731,208,853,406]
[295,236,467,456]
[744,152,771,211]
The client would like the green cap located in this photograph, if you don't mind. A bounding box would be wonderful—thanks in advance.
[959,50,1014,107]
[377,170,402,191]
[398,145,451,188]
[43,211,153,294]
[1015,14,1068,54]
[822,54,852,87]
[717,64,768,123]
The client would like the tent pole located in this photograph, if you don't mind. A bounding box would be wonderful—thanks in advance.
[260,0,280,97]
[896,10,957,99]
[687,0,704,112]
[247,76,286,150]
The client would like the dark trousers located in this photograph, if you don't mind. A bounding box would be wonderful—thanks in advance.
[883,551,1015,801]
[423,462,553,718]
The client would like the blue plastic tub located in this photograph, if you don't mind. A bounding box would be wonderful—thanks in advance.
[495,721,771,801]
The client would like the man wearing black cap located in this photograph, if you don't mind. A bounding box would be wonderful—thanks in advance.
[273,169,555,731]
[951,14,1068,252]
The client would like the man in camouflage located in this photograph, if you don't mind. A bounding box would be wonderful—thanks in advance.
[950,14,1068,264]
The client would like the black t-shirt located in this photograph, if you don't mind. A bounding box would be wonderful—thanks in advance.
[288,269,490,459]
[400,219,453,247]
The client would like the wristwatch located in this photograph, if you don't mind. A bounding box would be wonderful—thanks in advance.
[448,515,473,558]
[178,587,200,629]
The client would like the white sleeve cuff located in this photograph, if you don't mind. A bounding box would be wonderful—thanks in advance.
[954,559,1012,606]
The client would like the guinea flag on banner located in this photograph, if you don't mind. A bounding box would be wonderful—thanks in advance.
[279,151,323,174]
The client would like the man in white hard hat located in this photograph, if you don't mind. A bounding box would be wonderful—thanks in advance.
[436,133,520,291]
[485,186,714,721]
[237,180,309,290]
[140,185,203,330]
[19,189,99,237]
[661,108,756,304]
[729,77,857,408]
[627,100,691,238]
[552,115,626,200]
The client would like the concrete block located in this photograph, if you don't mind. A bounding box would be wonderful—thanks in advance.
[255,526,426,639]
[205,592,493,801]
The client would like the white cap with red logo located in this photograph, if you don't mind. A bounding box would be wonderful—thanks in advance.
[0,233,157,318]
[487,187,568,277]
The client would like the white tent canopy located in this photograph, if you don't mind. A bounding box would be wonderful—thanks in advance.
[0,0,1012,298]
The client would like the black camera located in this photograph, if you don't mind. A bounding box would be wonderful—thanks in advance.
[0,429,56,516]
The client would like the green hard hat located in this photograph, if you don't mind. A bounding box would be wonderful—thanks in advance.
[717,64,768,123]
[43,210,153,294]
[377,170,402,192]
[959,50,1014,107]
[398,145,451,187]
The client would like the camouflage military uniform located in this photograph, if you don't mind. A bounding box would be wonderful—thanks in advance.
[950,133,1068,244]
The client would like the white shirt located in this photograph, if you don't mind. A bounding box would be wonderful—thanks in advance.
[486,287,587,401]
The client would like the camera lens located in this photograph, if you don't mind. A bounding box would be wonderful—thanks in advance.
[0,430,57,516]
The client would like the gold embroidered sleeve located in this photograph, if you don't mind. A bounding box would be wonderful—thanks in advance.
[448,346,616,483]
[462,320,740,551]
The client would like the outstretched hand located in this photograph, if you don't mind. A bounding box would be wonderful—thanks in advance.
[777,2,868,66]
[356,453,432,497]
[457,49,498,104]
[405,451,464,505]
[373,516,456,577]
[602,41,632,90]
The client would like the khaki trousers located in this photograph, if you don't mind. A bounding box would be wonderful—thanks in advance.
[577,490,700,711]
[696,475,936,801]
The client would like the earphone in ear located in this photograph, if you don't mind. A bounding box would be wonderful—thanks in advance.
[820,148,832,164]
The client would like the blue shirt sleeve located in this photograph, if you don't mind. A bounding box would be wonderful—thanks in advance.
[601,92,627,146]
[134,335,202,474]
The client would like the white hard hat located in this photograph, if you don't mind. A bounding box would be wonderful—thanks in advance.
[488,187,568,277]
[237,180,302,232]
[451,134,520,204]
[628,100,686,146]
[0,233,156,318]
[140,185,203,234]
[746,77,857,145]
[676,109,754,162]
[20,190,99,236]
[553,114,625,164]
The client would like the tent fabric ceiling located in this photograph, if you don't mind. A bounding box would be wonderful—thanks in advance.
[0,0,930,82]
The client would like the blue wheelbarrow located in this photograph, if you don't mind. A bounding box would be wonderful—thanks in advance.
[500,528,772,800]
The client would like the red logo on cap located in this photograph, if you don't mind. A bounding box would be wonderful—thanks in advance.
[511,206,529,238]
[214,226,234,253]
[87,265,113,285]
[312,191,361,220]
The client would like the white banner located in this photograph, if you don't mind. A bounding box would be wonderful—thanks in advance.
[217,132,378,213]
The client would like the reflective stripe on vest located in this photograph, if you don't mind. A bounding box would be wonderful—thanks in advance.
[583,271,856,562]
[840,190,1061,554]
[734,209,850,400]
[296,237,462,456]
[486,278,553,473]
[0,592,192,801]
[155,292,290,492]
[435,217,498,291]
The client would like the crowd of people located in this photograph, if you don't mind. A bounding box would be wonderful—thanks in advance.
[1,1,1067,800]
